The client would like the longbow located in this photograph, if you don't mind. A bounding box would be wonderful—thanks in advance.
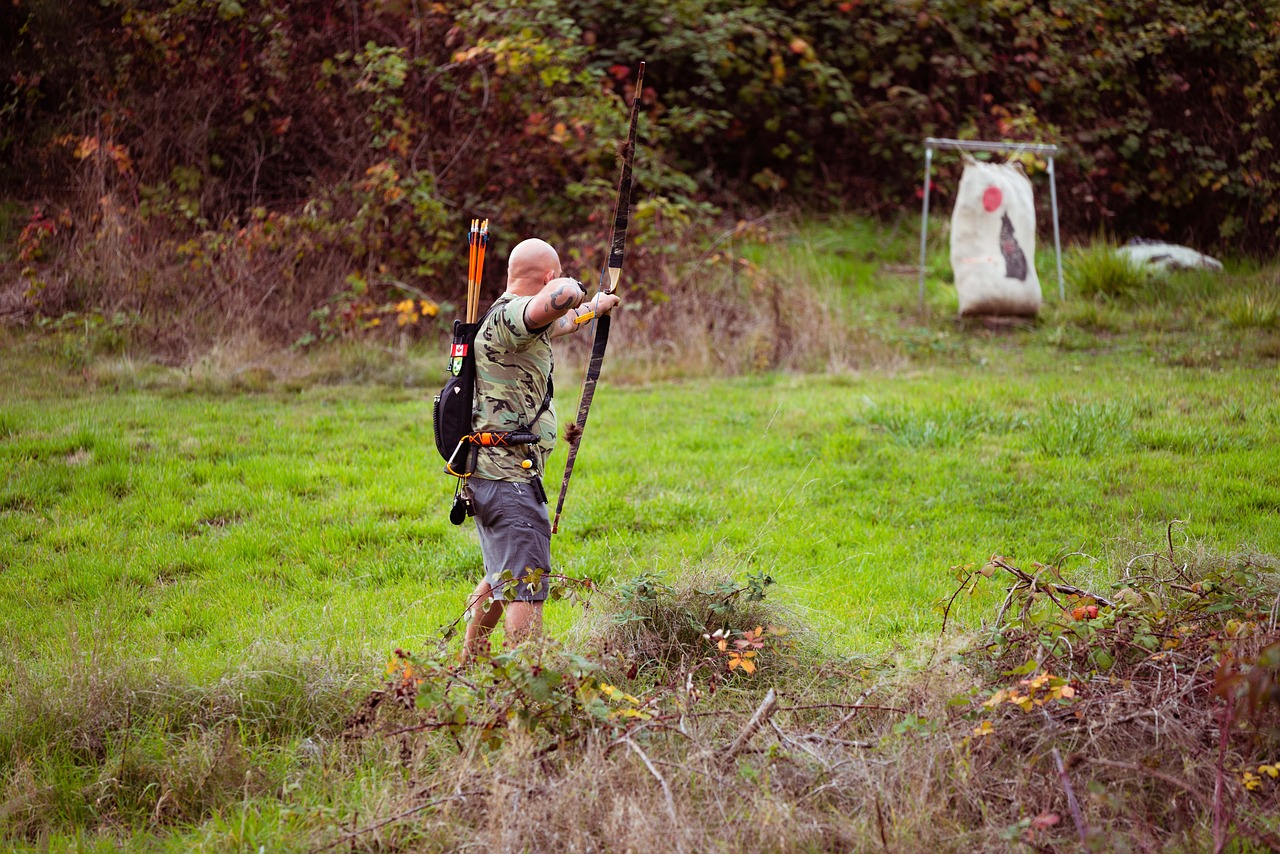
[551,61,645,535]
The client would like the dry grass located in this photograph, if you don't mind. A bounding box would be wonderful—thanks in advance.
[3,543,1278,849]
[8,182,898,383]
[0,627,366,842]
[331,543,1280,853]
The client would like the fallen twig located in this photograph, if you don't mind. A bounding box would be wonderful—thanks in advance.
[311,791,481,853]
[626,736,685,854]
[722,688,778,764]
[990,557,1116,609]
[1051,748,1089,846]
[778,702,906,715]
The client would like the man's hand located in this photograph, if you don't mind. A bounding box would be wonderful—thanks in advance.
[581,293,620,319]
[549,291,622,339]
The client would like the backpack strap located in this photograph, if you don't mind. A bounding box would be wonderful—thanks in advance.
[522,374,553,431]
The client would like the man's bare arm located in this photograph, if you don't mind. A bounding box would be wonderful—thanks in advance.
[524,277,587,330]
[548,293,622,339]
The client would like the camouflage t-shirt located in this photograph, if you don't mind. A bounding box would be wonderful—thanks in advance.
[470,293,557,481]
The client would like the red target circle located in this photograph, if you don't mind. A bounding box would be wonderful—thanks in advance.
[982,186,1003,212]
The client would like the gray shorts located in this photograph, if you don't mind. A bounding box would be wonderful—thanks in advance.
[470,477,551,602]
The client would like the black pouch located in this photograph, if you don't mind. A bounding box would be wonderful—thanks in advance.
[449,484,473,526]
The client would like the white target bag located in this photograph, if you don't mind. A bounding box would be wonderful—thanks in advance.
[950,156,1041,316]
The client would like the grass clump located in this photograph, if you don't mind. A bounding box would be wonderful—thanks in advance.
[1221,290,1280,329]
[0,644,368,842]
[1067,242,1150,301]
[864,399,1023,449]
[584,569,783,677]
[1030,398,1134,457]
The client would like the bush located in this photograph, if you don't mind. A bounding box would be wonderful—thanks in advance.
[5,0,1280,352]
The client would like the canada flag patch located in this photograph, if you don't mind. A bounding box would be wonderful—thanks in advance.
[451,343,468,358]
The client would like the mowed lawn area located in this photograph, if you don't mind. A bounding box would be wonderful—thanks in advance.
[2,325,1277,686]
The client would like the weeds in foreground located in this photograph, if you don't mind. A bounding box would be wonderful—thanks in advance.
[324,540,1280,852]
[941,533,1280,850]
[3,541,1278,850]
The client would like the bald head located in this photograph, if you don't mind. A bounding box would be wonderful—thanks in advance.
[507,238,562,295]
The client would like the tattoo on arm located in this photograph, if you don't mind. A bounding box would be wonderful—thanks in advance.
[548,285,577,311]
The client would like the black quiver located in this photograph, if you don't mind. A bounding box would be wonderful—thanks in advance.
[432,317,484,471]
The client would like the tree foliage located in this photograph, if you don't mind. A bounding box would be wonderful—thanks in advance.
[2,0,1278,345]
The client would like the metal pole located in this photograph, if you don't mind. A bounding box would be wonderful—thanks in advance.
[924,137,1059,156]
[918,145,933,314]
[1048,156,1065,301]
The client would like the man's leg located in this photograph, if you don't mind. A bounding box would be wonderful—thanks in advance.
[504,600,543,647]
[460,580,503,664]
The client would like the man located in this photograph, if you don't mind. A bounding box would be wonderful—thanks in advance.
[459,237,619,663]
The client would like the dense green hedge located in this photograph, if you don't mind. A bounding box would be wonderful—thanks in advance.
[569,0,1280,249]
[2,0,1276,336]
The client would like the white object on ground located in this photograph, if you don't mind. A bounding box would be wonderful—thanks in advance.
[950,157,1042,316]
[1118,239,1224,271]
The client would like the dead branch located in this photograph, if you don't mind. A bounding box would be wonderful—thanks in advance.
[626,737,685,854]
[310,791,481,853]
[1051,748,1089,846]
[722,688,778,765]
[990,557,1116,608]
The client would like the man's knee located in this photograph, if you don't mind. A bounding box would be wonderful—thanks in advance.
[504,601,543,643]
[468,582,502,628]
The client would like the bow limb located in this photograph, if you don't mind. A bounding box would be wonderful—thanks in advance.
[551,61,645,535]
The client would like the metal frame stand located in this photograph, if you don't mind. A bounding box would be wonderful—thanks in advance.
[917,137,1064,313]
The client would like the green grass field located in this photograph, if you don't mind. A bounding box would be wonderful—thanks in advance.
[2,217,1279,848]
[5,339,1276,674]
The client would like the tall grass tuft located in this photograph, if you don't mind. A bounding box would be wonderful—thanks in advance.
[1221,290,1280,329]
[1066,241,1149,300]
[1030,398,1134,457]
[0,640,369,841]
[864,400,1023,449]
[575,568,784,679]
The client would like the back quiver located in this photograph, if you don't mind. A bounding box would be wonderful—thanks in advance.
[432,318,483,469]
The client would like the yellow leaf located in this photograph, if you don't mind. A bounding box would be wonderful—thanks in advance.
[610,708,652,719]
[738,658,756,674]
